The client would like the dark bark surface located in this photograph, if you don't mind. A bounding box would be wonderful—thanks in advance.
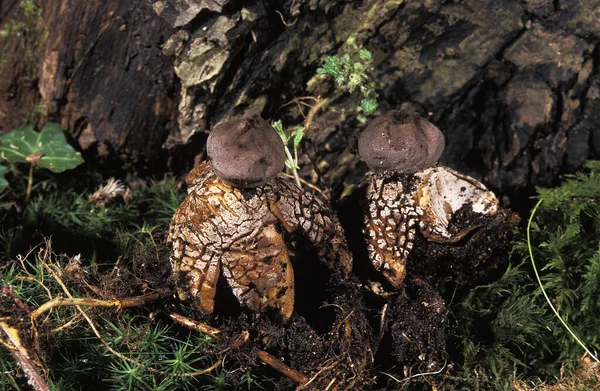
[1,0,599,200]
[0,0,179,159]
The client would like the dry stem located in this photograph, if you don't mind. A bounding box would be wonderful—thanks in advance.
[31,292,166,320]
[170,312,310,385]
[0,321,50,391]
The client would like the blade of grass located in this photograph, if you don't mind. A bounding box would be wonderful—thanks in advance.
[527,198,599,362]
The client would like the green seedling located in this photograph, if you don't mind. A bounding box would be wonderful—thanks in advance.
[273,120,304,187]
[317,47,379,122]
[0,122,84,201]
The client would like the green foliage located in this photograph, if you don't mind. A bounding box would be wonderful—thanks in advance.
[0,122,84,201]
[425,161,600,390]
[25,188,137,241]
[317,44,379,119]
[273,120,304,187]
[0,165,7,190]
[0,123,84,172]
[522,161,600,362]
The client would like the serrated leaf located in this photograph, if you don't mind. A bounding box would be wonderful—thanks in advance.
[291,127,304,149]
[272,120,287,143]
[0,122,84,173]
[359,49,372,62]
[360,97,378,116]
[0,165,7,190]
[342,53,351,66]
[317,56,343,78]
[334,75,347,86]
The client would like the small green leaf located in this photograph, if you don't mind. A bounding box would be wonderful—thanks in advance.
[317,56,343,79]
[359,49,372,62]
[0,165,7,190]
[0,122,84,173]
[334,75,347,86]
[272,120,287,143]
[342,54,351,66]
[360,97,378,116]
[291,127,304,149]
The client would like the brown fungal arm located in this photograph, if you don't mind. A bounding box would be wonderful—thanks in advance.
[223,223,295,322]
[364,172,418,287]
[265,177,352,275]
[168,204,221,315]
[169,162,296,320]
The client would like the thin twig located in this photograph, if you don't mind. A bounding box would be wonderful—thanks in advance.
[275,10,298,26]
[257,350,309,384]
[0,321,51,391]
[31,292,166,320]
[379,359,447,383]
[296,359,339,390]
[51,313,83,333]
[303,96,328,134]
[38,253,219,377]
[169,313,220,339]
[170,313,310,385]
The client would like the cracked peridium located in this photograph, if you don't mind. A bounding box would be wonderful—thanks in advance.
[364,166,501,288]
[168,161,352,322]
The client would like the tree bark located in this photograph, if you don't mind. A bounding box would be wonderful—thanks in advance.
[1,0,599,199]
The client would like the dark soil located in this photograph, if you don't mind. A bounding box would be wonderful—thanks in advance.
[188,180,520,390]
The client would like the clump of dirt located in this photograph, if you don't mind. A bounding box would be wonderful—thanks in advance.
[385,277,447,372]
[213,272,377,390]
[410,206,520,287]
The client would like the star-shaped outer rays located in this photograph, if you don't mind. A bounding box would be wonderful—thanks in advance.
[363,166,502,289]
[168,162,352,322]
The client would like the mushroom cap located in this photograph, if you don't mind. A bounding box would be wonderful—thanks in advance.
[207,116,286,187]
[357,111,445,173]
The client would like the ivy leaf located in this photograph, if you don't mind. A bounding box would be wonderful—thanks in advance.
[0,165,7,190]
[0,123,84,173]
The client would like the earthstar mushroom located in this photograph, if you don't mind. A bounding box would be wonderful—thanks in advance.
[359,111,502,287]
[168,116,352,322]
[358,111,445,173]
[206,116,286,188]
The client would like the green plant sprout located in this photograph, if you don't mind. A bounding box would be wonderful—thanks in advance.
[317,47,379,122]
[0,122,84,201]
[272,120,304,187]
[270,42,377,193]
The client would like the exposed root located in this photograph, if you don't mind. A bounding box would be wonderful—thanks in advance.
[170,312,310,385]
